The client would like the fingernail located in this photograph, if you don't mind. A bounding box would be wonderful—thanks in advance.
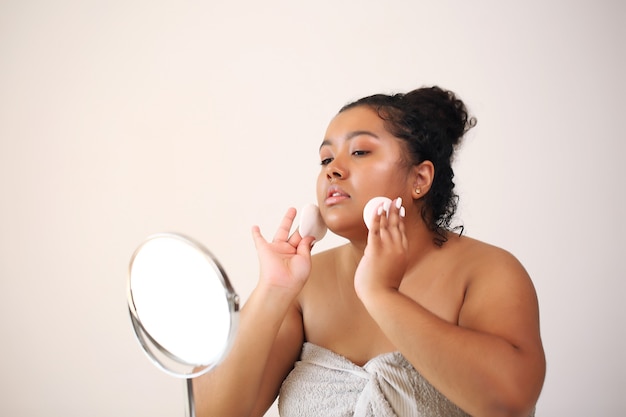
[400,206,406,217]
[395,197,402,209]
[377,205,383,215]
[383,200,391,214]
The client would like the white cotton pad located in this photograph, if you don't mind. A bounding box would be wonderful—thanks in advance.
[362,196,392,230]
[299,204,328,242]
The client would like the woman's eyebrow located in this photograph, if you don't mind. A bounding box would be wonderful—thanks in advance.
[319,130,380,150]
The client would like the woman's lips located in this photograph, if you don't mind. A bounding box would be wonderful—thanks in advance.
[325,185,350,205]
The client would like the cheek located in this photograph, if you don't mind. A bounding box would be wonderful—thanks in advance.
[356,164,409,197]
[315,173,326,204]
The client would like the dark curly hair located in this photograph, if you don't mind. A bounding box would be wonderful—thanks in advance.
[340,86,476,246]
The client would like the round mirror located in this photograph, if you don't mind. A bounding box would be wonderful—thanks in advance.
[127,233,239,379]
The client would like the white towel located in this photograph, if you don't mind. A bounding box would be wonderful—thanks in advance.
[278,342,470,417]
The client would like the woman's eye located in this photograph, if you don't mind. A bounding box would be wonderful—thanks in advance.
[320,157,333,166]
[352,150,369,157]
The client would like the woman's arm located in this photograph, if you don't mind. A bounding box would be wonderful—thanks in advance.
[193,290,304,417]
[193,208,314,417]
[354,201,545,417]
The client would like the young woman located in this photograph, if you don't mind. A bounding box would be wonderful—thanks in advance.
[193,86,546,417]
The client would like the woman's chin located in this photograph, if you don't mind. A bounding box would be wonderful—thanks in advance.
[324,219,368,242]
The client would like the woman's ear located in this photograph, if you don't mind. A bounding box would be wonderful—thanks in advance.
[411,160,434,199]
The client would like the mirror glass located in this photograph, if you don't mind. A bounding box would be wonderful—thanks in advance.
[127,233,239,378]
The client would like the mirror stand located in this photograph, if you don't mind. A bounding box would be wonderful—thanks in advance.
[127,233,239,417]
[184,379,195,417]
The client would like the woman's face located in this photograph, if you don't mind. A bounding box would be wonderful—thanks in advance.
[316,106,413,238]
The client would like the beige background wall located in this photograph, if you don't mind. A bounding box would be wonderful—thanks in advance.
[1,1,624,415]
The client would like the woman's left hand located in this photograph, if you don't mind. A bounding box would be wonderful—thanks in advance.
[354,197,409,299]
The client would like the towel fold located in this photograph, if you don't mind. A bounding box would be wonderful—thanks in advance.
[278,342,470,417]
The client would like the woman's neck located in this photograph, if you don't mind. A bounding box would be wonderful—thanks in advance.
[341,219,440,275]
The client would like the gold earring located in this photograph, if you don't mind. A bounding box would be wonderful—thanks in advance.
[415,188,421,195]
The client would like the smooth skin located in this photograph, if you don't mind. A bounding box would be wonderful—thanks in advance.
[193,106,545,417]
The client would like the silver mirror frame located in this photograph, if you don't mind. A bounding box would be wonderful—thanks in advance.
[127,233,240,379]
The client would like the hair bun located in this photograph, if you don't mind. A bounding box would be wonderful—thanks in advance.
[402,86,476,148]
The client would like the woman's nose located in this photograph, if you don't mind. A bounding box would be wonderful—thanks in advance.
[327,170,342,182]
[326,159,346,181]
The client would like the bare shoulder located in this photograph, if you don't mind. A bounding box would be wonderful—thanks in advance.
[453,235,543,349]
[453,235,530,280]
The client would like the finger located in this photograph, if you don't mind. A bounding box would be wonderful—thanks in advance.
[386,197,403,232]
[394,199,409,249]
[251,225,267,249]
[296,235,316,256]
[272,207,297,242]
[378,201,390,233]
[399,220,409,249]
[288,229,302,247]
[369,203,384,236]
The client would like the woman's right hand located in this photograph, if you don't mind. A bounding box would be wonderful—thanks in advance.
[251,207,315,295]
[194,207,312,417]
